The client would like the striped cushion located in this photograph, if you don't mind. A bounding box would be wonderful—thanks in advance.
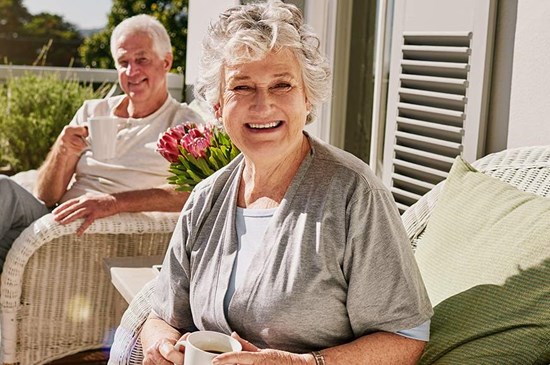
[414,156,550,364]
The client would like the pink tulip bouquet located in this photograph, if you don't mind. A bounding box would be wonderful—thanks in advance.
[157,122,240,191]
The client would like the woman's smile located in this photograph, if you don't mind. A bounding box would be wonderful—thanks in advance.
[246,120,284,130]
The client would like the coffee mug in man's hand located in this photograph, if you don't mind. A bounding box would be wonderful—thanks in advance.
[174,331,242,365]
[87,116,122,161]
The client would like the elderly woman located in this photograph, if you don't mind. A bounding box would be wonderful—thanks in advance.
[141,2,433,365]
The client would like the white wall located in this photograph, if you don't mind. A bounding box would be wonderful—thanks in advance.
[186,0,238,95]
[185,0,347,145]
[506,1,550,148]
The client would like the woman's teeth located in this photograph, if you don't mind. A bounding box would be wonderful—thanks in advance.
[248,121,281,129]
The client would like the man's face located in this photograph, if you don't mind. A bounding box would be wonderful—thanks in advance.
[114,32,172,112]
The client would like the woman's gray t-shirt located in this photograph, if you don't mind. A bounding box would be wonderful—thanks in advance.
[152,134,433,353]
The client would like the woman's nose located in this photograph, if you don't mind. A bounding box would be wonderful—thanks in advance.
[251,88,271,110]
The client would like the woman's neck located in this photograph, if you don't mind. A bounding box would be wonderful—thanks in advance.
[238,135,310,209]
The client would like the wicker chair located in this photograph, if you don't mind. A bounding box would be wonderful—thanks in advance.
[0,171,179,365]
[107,145,550,365]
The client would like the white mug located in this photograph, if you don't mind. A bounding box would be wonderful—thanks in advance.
[174,331,242,365]
[87,116,122,161]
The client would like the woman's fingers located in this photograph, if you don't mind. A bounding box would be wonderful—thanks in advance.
[159,340,184,364]
[143,339,177,365]
[231,332,260,352]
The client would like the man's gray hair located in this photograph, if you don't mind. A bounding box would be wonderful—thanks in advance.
[110,14,172,65]
[195,1,331,124]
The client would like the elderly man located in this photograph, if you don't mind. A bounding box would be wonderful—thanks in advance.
[0,14,201,272]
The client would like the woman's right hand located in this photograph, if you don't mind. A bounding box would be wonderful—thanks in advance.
[142,337,184,365]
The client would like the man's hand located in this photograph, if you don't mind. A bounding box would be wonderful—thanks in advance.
[55,125,89,156]
[53,193,119,235]
[35,125,88,206]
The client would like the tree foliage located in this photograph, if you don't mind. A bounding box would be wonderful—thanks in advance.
[79,0,189,73]
[0,0,31,32]
[0,0,82,66]
[0,74,110,172]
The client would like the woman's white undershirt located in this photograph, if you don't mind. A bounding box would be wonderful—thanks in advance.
[223,206,430,341]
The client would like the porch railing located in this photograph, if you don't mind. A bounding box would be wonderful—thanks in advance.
[0,65,184,101]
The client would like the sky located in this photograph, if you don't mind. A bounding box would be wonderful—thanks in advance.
[23,0,113,30]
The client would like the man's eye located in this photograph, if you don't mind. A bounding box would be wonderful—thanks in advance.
[137,58,148,64]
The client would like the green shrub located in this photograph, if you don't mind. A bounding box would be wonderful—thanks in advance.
[0,73,110,173]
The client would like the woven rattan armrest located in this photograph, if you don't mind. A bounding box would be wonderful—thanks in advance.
[0,211,179,365]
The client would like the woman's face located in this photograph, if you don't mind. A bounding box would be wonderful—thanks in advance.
[217,48,311,162]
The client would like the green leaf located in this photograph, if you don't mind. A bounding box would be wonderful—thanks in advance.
[159,124,241,191]
[208,154,222,170]
[186,169,203,183]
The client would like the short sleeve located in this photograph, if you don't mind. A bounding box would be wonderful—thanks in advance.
[151,199,197,332]
[344,188,433,336]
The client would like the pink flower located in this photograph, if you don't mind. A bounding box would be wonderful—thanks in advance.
[157,122,214,162]
[181,126,212,158]
[156,121,239,191]
[157,127,183,163]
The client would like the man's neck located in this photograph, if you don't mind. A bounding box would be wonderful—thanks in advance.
[116,93,169,118]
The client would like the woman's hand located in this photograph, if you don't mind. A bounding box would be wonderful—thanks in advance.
[212,332,312,365]
[142,338,178,365]
[142,332,191,365]
[140,314,187,365]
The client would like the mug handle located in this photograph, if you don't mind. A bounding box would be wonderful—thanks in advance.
[173,340,187,365]
[81,122,91,147]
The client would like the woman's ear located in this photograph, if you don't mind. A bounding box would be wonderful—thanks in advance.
[306,99,312,114]
[213,103,222,120]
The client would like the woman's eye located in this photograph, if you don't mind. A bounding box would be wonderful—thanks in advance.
[272,83,292,91]
[233,85,253,93]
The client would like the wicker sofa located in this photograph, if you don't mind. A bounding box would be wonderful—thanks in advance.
[108,145,550,365]
[1,170,179,364]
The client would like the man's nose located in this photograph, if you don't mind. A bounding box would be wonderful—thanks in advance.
[125,62,139,76]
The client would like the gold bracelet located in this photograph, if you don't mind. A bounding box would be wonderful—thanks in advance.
[311,351,326,365]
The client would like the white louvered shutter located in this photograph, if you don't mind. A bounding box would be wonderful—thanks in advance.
[382,0,496,212]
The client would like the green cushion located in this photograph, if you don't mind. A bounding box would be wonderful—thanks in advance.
[414,156,550,364]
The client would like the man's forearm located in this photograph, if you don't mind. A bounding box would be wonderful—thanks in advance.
[35,147,80,207]
[112,185,190,213]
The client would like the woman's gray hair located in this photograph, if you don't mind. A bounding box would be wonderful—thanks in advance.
[195,1,331,124]
[110,14,172,65]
